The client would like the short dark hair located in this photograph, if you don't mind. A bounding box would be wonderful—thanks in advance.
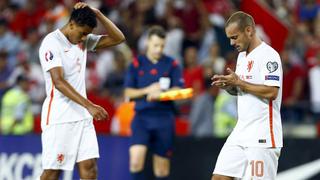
[225,11,255,32]
[69,7,97,28]
[148,25,166,39]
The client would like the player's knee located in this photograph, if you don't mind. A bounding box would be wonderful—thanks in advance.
[154,167,170,177]
[79,160,98,179]
[86,164,98,178]
[130,161,144,172]
[211,174,233,180]
[211,174,221,180]
[41,170,61,180]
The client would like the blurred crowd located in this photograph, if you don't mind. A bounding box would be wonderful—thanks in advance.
[0,0,320,137]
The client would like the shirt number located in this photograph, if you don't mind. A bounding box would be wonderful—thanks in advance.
[250,160,264,177]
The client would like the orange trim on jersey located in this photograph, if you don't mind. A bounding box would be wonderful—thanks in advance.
[269,100,276,148]
[46,82,54,125]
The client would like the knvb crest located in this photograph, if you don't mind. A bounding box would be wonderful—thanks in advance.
[247,60,254,72]
[266,61,278,73]
[57,153,65,165]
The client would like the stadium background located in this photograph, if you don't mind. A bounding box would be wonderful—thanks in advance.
[1,0,320,179]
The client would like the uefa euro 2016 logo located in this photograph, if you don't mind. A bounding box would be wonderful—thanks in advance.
[45,51,54,62]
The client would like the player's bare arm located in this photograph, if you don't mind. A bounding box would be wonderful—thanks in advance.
[237,79,279,100]
[212,68,278,100]
[74,2,125,49]
[49,67,109,120]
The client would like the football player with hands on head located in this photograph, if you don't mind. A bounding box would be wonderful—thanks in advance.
[38,2,125,180]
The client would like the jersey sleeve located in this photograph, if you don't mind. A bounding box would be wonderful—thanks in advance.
[261,49,282,87]
[86,34,102,51]
[39,40,62,72]
[169,60,184,88]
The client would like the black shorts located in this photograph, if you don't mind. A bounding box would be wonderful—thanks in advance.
[130,114,175,158]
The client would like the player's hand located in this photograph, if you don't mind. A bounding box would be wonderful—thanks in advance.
[74,2,88,9]
[87,103,109,121]
[211,75,228,89]
[211,75,231,89]
[74,2,100,14]
[211,68,240,88]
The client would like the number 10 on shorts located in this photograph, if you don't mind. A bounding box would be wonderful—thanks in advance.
[250,160,264,177]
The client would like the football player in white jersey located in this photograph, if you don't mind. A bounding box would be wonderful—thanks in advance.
[38,2,125,180]
[211,11,283,180]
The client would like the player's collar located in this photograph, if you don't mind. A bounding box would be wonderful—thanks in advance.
[56,29,73,51]
[245,41,264,57]
[144,54,163,65]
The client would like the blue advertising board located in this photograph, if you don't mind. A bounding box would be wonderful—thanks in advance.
[3,136,320,180]
[0,135,131,180]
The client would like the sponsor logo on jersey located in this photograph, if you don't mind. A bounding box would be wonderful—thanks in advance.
[259,139,266,143]
[265,75,279,81]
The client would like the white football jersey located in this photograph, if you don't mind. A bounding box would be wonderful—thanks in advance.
[39,29,101,125]
[226,42,283,148]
